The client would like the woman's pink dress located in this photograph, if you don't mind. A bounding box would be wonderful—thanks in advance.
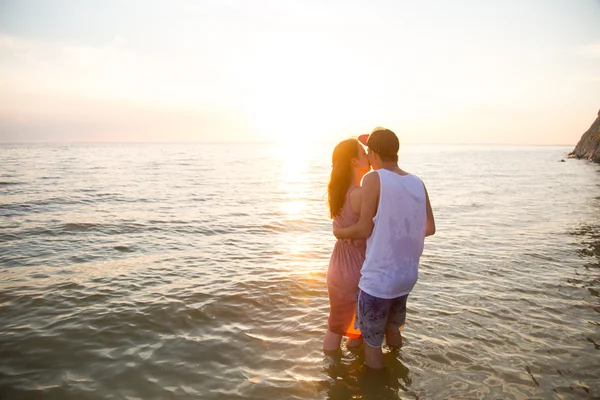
[327,185,367,338]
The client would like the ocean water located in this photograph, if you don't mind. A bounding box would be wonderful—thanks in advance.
[1,142,599,400]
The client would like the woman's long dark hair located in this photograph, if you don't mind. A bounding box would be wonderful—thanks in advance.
[328,138,359,219]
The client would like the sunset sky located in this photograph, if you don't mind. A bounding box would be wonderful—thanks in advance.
[0,0,599,144]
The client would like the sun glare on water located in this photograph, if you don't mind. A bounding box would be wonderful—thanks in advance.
[274,140,311,217]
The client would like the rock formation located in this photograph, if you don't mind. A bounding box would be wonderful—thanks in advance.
[569,109,600,163]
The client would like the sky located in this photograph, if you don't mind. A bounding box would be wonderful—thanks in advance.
[0,0,599,144]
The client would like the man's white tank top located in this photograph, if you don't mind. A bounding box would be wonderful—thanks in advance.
[358,169,427,299]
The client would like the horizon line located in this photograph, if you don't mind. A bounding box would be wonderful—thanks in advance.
[0,140,577,147]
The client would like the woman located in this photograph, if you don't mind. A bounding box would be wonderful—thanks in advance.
[323,138,371,351]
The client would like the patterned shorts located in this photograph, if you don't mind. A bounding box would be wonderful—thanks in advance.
[355,289,408,347]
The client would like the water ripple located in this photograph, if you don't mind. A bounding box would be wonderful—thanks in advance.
[0,143,599,399]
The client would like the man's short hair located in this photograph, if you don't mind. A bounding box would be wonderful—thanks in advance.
[359,128,399,162]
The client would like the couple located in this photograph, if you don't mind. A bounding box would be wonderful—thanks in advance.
[323,127,436,370]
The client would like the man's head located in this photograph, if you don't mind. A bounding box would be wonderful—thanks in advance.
[358,127,399,169]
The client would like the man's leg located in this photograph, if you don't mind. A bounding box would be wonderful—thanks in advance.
[356,289,390,370]
[364,341,385,369]
[385,329,403,348]
[385,294,408,348]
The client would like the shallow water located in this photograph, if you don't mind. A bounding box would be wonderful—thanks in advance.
[1,143,599,399]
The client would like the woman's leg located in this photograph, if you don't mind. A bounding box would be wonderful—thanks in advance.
[323,330,343,351]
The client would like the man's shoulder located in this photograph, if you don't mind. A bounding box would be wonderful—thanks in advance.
[363,170,380,182]
[407,173,423,183]
[361,171,381,192]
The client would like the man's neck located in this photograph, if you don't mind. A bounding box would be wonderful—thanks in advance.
[379,162,408,175]
[380,162,399,171]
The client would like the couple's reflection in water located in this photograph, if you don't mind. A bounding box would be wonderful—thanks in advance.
[320,341,413,400]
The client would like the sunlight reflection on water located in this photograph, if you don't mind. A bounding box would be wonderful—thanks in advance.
[0,143,599,399]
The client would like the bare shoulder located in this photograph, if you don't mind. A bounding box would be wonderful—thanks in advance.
[361,170,380,186]
[349,186,363,200]
[349,186,363,213]
[360,171,380,206]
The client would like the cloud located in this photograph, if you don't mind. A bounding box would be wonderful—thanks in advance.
[0,34,243,111]
[575,40,600,58]
[0,34,27,50]
[0,92,251,142]
[0,34,253,141]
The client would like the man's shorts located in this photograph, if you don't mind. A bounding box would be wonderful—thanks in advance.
[355,289,408,347]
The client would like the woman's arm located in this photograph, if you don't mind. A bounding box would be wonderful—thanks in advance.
[333,172,380,239]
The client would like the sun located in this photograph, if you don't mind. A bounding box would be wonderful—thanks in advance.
[248,95,339,144]
[242,50,382,145]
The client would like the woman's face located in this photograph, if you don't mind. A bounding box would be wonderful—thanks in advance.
[354,142,371,177]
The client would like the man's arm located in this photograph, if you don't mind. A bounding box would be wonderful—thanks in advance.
[424,184,436,236]
[333,171,380,239]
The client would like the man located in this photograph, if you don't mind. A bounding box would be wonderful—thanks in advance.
[333,127,435,370]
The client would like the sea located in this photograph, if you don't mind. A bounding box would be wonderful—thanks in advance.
[1,142,599,400]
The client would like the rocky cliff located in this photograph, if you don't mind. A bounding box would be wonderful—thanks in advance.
[569,109,600,163]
